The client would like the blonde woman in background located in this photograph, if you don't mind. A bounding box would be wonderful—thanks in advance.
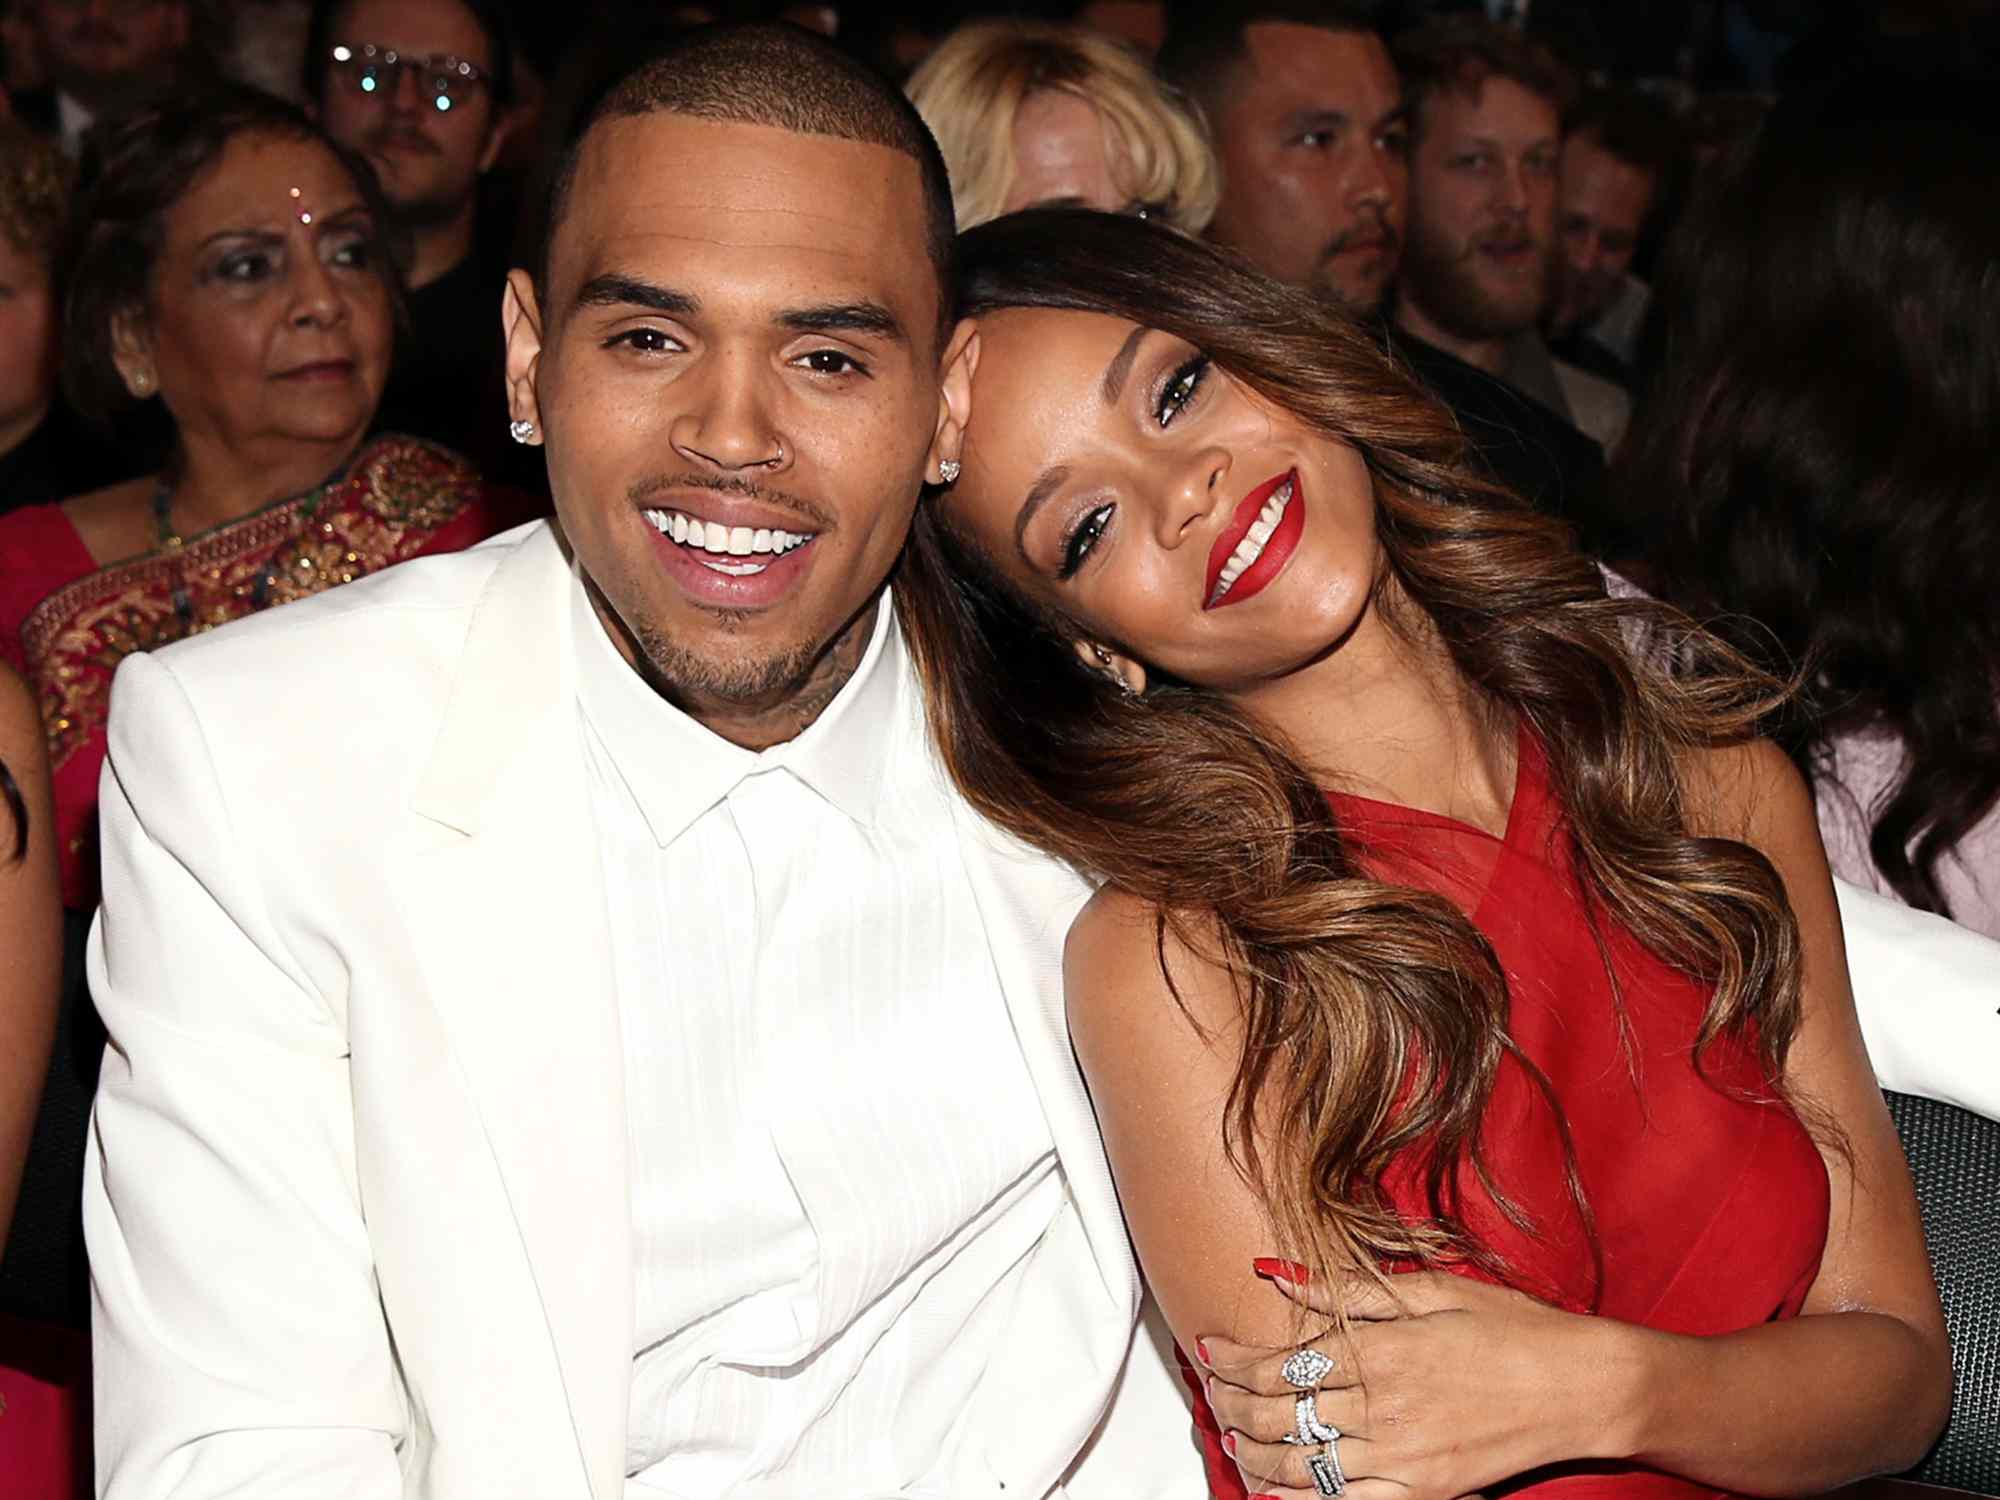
[907,19,1218,232]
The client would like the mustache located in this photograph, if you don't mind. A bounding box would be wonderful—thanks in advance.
[627,471,838,532]
[361,126,440,157]
[1322,219,1399,261]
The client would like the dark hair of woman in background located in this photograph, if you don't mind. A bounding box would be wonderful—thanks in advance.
[895,209,1945,1500]
[1622,76,2000,937]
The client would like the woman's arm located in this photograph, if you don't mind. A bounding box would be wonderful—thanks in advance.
[1201,740,1950,1499]
[0,663,61,1249]
[1066,888,1325,1365]
[1607,740,1951,1486]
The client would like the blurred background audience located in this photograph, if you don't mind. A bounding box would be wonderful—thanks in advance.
[1156,3,1406,315]
[1545,85,1678,391]
[908,17,1216,232]
[304,0,526,473]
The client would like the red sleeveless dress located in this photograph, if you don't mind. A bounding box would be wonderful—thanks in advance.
[1182,732,1830,1500]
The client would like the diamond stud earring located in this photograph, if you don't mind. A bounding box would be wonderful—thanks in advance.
[509,419,537,444]
[937,458,960,484]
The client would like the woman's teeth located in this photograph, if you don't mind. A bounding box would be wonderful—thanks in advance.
[1209,477,1295,606]
[644,508,811,575]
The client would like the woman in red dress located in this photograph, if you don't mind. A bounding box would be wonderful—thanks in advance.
[894,210,1948,1500]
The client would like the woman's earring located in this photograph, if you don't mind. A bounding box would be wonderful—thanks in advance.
[1092,645,1139,698]
[130,371,153,395]
[509,419,537,444]
[937,458,961,484]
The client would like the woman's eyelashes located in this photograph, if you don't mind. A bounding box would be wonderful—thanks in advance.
[1058,502,1114,579]
[1155,353,1210,428]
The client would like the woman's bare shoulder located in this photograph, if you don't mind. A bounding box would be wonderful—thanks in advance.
[1066,886,1243,1074]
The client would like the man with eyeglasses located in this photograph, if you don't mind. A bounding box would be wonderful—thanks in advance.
[304,0,522,479]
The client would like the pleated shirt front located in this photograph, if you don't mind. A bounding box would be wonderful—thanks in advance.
[570,579,1061,1499]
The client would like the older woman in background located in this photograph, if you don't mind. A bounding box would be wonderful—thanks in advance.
[0,84,530,915]
[907,18,1217,232]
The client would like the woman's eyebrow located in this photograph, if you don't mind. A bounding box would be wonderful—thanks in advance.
[1016,464,1073,564]
[1101,325,1153,407]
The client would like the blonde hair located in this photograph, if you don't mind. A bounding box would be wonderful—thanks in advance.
[906,20,1220,234]
[0,120,70,265]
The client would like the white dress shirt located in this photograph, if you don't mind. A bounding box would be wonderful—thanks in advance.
[570,577,1062,1498]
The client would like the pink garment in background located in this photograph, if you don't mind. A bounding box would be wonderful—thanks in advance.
[1815,725,2000,941]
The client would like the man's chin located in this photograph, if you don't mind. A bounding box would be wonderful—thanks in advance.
[1312,264,1391,318]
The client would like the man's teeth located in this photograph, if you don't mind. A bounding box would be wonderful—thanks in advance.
[1210,477,1295,605]
[642,508,812,570]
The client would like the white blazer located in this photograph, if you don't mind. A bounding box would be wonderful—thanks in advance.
[84,522,1201,1500]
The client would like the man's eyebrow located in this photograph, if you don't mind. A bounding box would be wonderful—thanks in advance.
[1376,104,1412,131]
[1287,108,1351,136]
[574,274,698,315]
[777,301,908,344]
[1015,464,1072,564]
[1101,325,1153,408]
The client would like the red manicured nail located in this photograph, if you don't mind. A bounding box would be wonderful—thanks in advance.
[1252,1257,1311,1284]
[1196,1337,1211,1364]
[1222,1431,1238,1456]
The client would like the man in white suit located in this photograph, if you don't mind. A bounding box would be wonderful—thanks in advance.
[85,24,1197,1500]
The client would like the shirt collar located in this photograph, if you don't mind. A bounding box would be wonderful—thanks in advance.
[569,568,908,846]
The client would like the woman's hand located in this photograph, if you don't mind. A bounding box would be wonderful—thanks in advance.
[1197,1266,1625,1500]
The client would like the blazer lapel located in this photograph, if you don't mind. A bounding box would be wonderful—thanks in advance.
[390,526,632,1500]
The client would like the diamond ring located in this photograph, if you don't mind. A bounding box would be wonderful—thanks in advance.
[1281,1346,1335,1390]
[1294,1391,1340,1446]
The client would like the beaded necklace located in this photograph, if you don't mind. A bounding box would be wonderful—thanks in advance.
[151,470,341,636]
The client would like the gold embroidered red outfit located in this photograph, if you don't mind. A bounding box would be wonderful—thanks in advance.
[0,435,534,906]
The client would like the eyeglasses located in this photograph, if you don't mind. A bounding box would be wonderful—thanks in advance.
[326,44,490,113]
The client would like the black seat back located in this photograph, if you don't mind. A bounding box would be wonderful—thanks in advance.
[1888,1090,2000,1494]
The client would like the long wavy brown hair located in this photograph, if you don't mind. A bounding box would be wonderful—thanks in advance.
[896,209,1807,1300]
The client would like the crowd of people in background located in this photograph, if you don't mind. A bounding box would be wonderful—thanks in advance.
[0,0,1995,1491]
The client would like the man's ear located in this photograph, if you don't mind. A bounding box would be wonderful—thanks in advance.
[501,268,545,441]
[927,318,979,486]
[1071,638,1148,698]
[477,104,515,175]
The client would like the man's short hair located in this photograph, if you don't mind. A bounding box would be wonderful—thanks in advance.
[1155,2,1382,124]
[302,0,518,109]
[1392,16,1574,139]
[535,23,957,342]
[1565,86,1680,184]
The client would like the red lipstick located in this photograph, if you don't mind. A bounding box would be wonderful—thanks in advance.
[1203,468,1305,610]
